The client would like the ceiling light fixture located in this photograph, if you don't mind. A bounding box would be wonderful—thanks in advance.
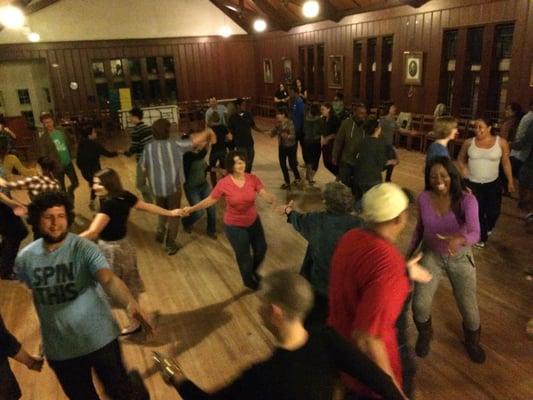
[219,25,232,38]
[28,32,40,42]
[0,5,26,29]
[302,1,320,18]
[225,5,239,12]
[253,19,267,32]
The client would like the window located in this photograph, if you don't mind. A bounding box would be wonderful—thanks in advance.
[490,24,514,115]
[298,44,325,97]
[366,38,377,107]
[316,44,325,97]
[95,83,109,107]
[440,30,458,109]
[128,59,142,79]
[165,79,177,101]
[380,36,394,102]
[149,79,161,103]
[306,46,315,94]
[146,57,158,76]
[163,57,175,74]
[461,28,484,117]
[17,89,31,105]
[353,41,363,101]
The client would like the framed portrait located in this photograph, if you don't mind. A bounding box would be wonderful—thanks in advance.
[110,59,124,78]
[328,55,344,89]
[282,57,293,84]
[403,51,423,85]
[263,59,273,84]
[92,61,105,78]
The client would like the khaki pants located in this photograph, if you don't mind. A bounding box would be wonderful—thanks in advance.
[155,188,182,247]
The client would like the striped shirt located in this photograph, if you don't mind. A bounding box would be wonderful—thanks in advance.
[140,138,193,197]
[6,175,61,197]
[127,122,153,160]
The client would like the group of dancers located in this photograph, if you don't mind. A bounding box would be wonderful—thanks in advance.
[1,91,532,399]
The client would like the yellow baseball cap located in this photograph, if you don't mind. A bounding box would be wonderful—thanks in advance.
[361,183,409,223]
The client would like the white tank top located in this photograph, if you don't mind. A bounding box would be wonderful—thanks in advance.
[467,136,502,183]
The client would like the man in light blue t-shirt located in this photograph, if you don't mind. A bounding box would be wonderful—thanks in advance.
[15,191,152,399]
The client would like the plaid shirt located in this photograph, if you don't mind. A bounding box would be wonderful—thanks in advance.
[7,175,60,197]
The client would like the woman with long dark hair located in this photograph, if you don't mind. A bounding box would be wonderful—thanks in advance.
[320,103,340,177]
[458,117,514,247]
[294,78,308,101]
[181,151,279,290]
[80,168,180,334]
[408,157,485,363]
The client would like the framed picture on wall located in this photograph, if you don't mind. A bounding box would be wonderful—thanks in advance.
[263,59,274,84]
[403,51,423,85]
[328,55,344,89]
[92,61,105,78]
[110,59,123,78]
[282,58,293,84]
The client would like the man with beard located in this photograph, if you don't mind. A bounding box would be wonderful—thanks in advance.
[15,191,152,399]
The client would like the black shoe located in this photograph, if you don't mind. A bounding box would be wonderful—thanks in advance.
[166,243,181,255]
[414,317,433,358]
[463,324,486,363]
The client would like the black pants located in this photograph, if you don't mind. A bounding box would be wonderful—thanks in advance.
[79,165,99,200]
[339,163,358,194]
[57,163,79,199]
[47,339,141,400]
[303,141,321,171]
[278,145,300,184]
[304,292,328,329]
[224,217,266,290]
[467,179,502,243]
[0,203,28,279]
[236,146,255,173]
[384,145,397,182]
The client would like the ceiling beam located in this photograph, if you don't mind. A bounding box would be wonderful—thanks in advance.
[251,0,292,31]
[26,0,60,15]
[209,0,252,34]
[320,0,342,23]
[339,0,430,18]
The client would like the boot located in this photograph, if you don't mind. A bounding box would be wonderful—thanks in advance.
[414,317,433,357]
[463,324,486,363]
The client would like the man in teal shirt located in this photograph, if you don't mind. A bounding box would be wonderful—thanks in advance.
[39,113,79,199]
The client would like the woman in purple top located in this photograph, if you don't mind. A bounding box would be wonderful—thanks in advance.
[408,157,486,364]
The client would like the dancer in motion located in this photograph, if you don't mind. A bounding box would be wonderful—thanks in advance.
[80,168,181,334]
[181,150,279,290]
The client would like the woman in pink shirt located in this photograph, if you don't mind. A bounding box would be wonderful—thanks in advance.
[182,151,278,290]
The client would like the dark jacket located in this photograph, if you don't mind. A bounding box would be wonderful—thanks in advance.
[76,137,118,175]
[332,117,366,166]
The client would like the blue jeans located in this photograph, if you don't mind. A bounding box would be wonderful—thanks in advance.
[182,182,216,235]
[224,217,266,289]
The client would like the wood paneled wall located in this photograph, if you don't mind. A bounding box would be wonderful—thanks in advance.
[254,0,533,115]
[0,36,256,116]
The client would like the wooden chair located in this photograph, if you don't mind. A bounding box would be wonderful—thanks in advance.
[397,113,424,150]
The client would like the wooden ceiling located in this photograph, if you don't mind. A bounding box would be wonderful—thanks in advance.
[210,0,430,33]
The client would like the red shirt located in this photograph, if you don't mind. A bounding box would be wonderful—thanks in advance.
[211,173,264,227]
[328,229,409,397]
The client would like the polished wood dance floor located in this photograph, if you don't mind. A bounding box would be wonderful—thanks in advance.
[1,118,532,399]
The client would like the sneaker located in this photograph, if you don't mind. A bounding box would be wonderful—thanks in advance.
[474,242,486,249]
[280,183,290,190]
[155,231,165,243]
[166,243,181,255]
[487,230,493,237]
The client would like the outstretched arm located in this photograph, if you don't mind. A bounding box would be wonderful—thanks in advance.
[79,213,110,241]
[96,268,153,335]
[184,195,218,214]
[135,200,181,217]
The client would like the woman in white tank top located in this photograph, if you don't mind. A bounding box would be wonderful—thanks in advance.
[458,118,514,246]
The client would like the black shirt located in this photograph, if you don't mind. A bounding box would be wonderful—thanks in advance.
[211,125,229,153]
[76,137,118,173]
[175,326,403,400]
[99,191,138,241]
[228,111,257,147]
[275,89,289,103]
[0,314,22,400]
[325,113,341,136]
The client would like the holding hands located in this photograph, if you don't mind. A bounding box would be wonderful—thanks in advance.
[276,200,295,216]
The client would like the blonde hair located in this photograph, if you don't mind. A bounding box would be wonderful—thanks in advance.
[433,116,457,139]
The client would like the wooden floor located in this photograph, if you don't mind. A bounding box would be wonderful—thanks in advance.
[1,117,532,399]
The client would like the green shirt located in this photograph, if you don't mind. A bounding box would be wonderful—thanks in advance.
[50,130,71,166]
